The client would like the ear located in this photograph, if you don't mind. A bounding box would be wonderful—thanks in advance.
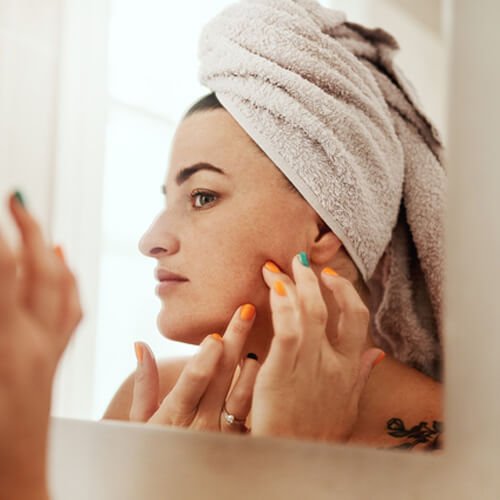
[309,219,343,266]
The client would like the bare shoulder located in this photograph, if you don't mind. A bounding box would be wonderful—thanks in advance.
[101,356,190,421]
[348,356,444,452]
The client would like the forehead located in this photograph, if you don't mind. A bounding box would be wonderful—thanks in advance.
[166,109,282,186]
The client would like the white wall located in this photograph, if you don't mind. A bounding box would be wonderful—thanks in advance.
[0,0,110,418]
[0,0,61,238]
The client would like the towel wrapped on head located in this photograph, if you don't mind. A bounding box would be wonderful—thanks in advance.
[198,0,446,381]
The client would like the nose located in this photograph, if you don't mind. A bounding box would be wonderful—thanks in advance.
[138,212,180,258]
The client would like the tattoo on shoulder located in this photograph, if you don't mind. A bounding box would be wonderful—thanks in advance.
[383,418,443,451]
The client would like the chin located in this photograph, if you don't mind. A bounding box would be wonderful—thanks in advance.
[156,309,221,345]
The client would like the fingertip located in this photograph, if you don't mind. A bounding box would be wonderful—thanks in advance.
[13,190,25,207]
[322,267,338,277]
[9,190,26,216]
[296,251,310,267]
[372,350,386,368]
[273,280,287,296]
[53,244,66,263]
[240,303,256,321]
[264,261,281,274]
[320,267,340,288]
[134,342,144,364]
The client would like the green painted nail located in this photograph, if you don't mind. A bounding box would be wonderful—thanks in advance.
[13,190,25,207]
[298,251,310,267]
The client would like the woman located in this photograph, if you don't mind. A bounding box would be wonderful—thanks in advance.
[103,0,445,449]
[103,91,443,449]
[0,0,445,496]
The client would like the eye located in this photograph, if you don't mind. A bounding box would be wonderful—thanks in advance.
[191,189,218,209]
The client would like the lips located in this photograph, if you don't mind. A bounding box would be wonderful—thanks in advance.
[155,268,189,282]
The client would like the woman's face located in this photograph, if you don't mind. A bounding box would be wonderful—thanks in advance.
[139,109,321,347]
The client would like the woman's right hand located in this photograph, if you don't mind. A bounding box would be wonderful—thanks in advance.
[0,192,82,500]
[129,304,260,434]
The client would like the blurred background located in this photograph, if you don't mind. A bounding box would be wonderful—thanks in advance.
[0,0,448,420]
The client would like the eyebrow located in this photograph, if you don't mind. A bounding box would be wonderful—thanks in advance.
[161,162,228,195]
[177,162,228,185]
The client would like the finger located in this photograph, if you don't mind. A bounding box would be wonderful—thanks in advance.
[52,247,83,347]
[150,334,223,425]
[57,261,84,339]
[320,268,371,357]
[129,342,160,422]
[291,252,328,355]
[0,225,18,315]
[197,304,256,417]
[8,193,64,330]
[221,354,260,433]
[261,260,299,306]
[351,349,386,402]
[265,279,302,375]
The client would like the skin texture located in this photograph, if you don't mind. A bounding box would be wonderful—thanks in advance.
[138,108,378,363]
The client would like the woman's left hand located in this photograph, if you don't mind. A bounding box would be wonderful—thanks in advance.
[251,253,385,443]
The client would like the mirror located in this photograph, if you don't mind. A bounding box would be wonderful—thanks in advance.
[1,0,447,453]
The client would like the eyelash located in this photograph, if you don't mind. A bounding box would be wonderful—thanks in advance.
[190,189,218,209]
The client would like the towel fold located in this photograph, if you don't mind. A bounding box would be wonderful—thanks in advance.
[198,0,446,381]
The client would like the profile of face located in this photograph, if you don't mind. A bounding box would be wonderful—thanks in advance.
[139,109,342,359]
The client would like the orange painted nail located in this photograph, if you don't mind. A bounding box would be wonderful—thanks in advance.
[53,245,65,263]
[274,280,287,296]
[210,333,223,341]
[264,261,281,273]
[240,304,256,321]
[373,351,386,368]
[134,342,144,364]
[322,267,338,276]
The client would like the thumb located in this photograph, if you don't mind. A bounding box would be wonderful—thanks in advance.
[129,341,160,422]
[352,349,386,401]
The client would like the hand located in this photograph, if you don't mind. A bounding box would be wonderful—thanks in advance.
[0,193,83,499]
[129,304,260,434]
[251,252,385,443]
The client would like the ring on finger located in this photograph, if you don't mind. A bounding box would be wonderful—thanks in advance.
[222,403,250,432]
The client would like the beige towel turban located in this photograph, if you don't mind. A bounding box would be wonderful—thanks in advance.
[197,0,447,381]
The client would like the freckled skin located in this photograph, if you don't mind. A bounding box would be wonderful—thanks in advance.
[138,109,374,362]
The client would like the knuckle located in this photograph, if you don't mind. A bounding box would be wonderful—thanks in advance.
[275,331,300,351]
[350,304,370,318]
[184,365,210,384]
[300,299,328,324]
[229,387,250,407]
[32,260,58,285]
[135,368,148,384]
[274,298,295,315]
[231,319,249,336]
[70,302,84,326]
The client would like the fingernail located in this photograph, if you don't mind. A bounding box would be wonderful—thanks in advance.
[246,352,258,361]
[264,261,281,273]
[322,267,338,276]
[13,190,26,207]
[240,304,256,321]
[210,333,223,342]
[372,351,386,368]
[53,245,65,263]
[134,342,144,364]
[297,251,310,267]
[273,280,287,296]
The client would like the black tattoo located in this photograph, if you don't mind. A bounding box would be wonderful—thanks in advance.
[384,418,443,451]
